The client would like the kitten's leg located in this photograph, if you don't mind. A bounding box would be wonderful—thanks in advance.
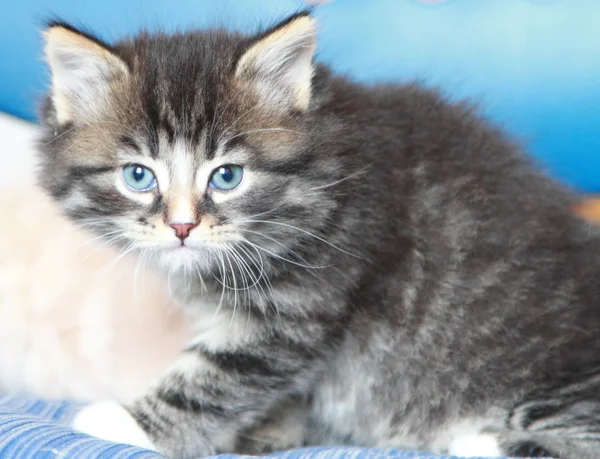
[73,401,156,450]
[235,397,310,454]
[495,386,600,458]
[495,431,600,459]
[447,428,598,458]
[73,322,322,457]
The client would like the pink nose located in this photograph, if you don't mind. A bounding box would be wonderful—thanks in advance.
[169,222,198,241]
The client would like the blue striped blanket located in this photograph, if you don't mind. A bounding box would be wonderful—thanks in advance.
[0,395,499,459]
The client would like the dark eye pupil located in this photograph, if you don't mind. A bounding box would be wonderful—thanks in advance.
[219,167,233,182]
[132,167,145,182]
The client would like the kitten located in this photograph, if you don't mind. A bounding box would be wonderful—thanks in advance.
[0,186,189,403]
[36,11,600,458]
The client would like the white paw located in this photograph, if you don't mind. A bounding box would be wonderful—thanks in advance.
[72,401,156,451]
[448,433,502,457]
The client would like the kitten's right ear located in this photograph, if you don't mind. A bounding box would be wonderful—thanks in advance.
[43,23,129,125]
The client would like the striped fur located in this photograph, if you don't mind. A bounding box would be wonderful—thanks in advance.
[38,11,600,459]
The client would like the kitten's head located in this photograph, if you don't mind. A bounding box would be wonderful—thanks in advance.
[38,13,346,274]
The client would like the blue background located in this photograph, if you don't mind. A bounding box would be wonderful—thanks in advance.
[1,0,599,190]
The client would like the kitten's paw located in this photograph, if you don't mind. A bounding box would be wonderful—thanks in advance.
[448,433,502,457]
[72,401,156,451]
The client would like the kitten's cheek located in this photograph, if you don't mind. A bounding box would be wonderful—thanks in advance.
[72,401,156,451]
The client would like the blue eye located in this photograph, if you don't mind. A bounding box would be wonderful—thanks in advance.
[122,164,157,191]
[209,165,244,191]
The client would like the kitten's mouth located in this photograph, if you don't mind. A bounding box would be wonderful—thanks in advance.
[170,240,201,251]
[153,240,194,251]
[156,239,217,252]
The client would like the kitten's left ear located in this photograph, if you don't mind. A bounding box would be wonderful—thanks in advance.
[235,13,316,112]
[43,23,129,125]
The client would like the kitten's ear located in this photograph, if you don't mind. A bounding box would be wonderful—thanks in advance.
[43,23,129,125]
[235,13,316,112]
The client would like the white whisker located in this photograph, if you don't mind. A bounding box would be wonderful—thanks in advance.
[227,243,262,290]
[192,259,208,294]
[69,229,126,253]
[80,234,129,261]
[237,228,311,263]
[234,235,327,270]
[224,250,239,326]
[167,265,175,299]
[238,219,362,260]
[237,229,329,284]
[228,104,260,130]
[101,242,139,272]
[221,202,286,225]
[222,128,302,145]
[237,241,280,323]
[309,166,371,191]
[215,250,227,317]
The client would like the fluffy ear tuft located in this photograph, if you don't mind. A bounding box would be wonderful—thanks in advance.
[43,24,129,125]
[236,13,317,112]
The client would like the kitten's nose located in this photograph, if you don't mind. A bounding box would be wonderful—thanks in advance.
[169,222,198,241]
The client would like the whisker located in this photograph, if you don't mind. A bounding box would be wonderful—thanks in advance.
[215,250,227,316]
[69,229,126,252]
[237,251,267,318]
[90,241,136,277]
[192,259,208,294]
[228,244,254,307]
[211,90,242,140]
[237,219,363,260]
[234,236,328,270]
[222,128,303,145]
[72,218,120,230]
[43,119,126,145]
[101,241,139,272]
[221,202,286,225]
[237,229,329,283]
[44,124,80,144]
[237,241,280,323]
[309,165,372,191]
[236,228,320,267]
[211,249,241,291]
[167,265,175,299]
[235,240,270,303]
[227,104,260,130]
[227,243,262,290]
[223,250,239,325]
[79,234,130,260]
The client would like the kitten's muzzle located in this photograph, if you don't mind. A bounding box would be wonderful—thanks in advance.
[169,222,198,242]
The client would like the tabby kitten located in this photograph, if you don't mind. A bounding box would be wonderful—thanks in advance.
[38,11,600,458]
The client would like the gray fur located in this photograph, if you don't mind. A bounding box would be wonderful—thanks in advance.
[38,12,600,459]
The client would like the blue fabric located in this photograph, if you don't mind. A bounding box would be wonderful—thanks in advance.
[0,395,500,459]
[0,396,160,458]
[0,1,599,191]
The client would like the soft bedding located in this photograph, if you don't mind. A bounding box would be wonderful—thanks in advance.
[0,395,499,459]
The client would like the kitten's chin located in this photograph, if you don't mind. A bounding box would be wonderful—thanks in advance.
[155,244,209,271]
